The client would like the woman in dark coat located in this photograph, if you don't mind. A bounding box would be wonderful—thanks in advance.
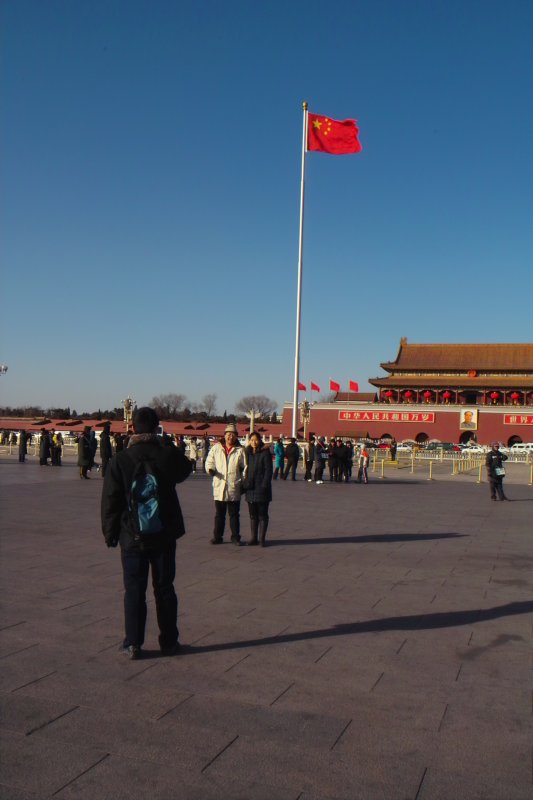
[39,428,50,466]
[18,430,28,463]
[244,432,273,547]
[77,427,92,479]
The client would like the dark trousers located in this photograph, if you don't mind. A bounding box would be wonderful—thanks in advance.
[19,452,26,462]
[273,464,284,479]
[79,465,89,478]
[328,461,337,481]
[489,477,505,500]
[314,463,324,482]
[213,500,241,541]
[283,460,297,480]
[304,460,314,480]
[121,542,178,650]
[101,458,110,477]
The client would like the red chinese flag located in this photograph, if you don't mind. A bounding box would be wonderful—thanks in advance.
[349,380,359,392]
[308,113,362,155]
[298,382,306,391]
[330,379,341,392]
[311,382,320,392]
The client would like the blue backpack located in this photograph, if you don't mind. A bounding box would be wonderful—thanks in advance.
[127,459,164,544]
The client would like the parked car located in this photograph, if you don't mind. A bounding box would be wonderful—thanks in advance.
[396,443,413,453]
[462,445,485,455]
[425,442,461,452]
[510,442,533,453]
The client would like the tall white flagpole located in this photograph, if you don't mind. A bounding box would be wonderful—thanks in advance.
[292,101,308,439]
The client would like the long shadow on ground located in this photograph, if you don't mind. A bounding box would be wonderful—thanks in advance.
[269,533,468,545]
[184,601,533,655]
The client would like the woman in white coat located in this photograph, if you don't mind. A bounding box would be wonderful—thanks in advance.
[205,423,246,545]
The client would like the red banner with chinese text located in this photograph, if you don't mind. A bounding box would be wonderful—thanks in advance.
[338,411,436,423]
[503,414,533,425]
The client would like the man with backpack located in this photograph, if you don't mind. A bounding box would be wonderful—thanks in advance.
[101,406,192,660]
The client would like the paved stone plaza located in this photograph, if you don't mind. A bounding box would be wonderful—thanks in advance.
[1,454,532,799]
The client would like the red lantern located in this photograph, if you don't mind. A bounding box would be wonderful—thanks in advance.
[423,390,432,398]
[384,390,394,397]
[490,391,499,400]
[442,391,452,399]
[510,392,520,400]
[404,390,413,398]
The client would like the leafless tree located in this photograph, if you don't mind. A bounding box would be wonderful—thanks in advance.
[201,393,218,416]
[150,393,187,419]
[235,395,277,418]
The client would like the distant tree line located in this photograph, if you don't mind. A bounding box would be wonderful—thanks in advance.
[0,392,280,424]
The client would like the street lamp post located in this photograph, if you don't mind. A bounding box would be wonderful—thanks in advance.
[299,399,311,441]
[122,396,136,431]
[245,408,260,439]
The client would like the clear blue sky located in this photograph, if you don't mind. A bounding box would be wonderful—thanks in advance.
[2,0,532,415]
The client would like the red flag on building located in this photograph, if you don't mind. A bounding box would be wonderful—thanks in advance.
[307,113,362,155]
[329,379,341,392]
[349,380,359,392]
[298,382,307,391]
[311,382,320,392]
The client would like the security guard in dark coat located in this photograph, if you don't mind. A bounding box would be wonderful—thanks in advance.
[486,443,509,501]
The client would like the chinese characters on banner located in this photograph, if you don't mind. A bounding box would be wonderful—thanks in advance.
[503,414,533,425]
[338,411,436,423]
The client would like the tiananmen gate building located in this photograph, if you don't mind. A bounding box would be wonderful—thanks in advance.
[282,339,533,445]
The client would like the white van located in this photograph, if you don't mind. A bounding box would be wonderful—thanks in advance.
[509,442,533,453]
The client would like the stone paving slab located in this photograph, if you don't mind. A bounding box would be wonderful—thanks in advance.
[1,457,532,799]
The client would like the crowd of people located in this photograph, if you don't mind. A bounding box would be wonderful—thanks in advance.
[274,436,371,485]
[6,424,377,487]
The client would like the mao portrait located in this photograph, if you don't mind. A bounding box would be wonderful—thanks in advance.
[459,409,478,430]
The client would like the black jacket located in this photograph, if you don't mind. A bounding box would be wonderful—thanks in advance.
[285,442,300,463]
[486,449,508,479]
[101,436,192,549]
[244,446,273,503]
[335,444,348,463]
[327,444,337,463]
[99,430,113,461]
[39,433,50,459]
[77,434,92,467]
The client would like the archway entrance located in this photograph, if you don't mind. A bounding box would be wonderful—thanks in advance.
[415,432,428,444]
[459,431,476,444]
[508,435,522,447]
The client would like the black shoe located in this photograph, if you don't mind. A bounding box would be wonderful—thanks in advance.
[210,538,223,544]
[160,642,182,657]
[120,645,141,660]
[231,537,243,546]
[491,497,497,501]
